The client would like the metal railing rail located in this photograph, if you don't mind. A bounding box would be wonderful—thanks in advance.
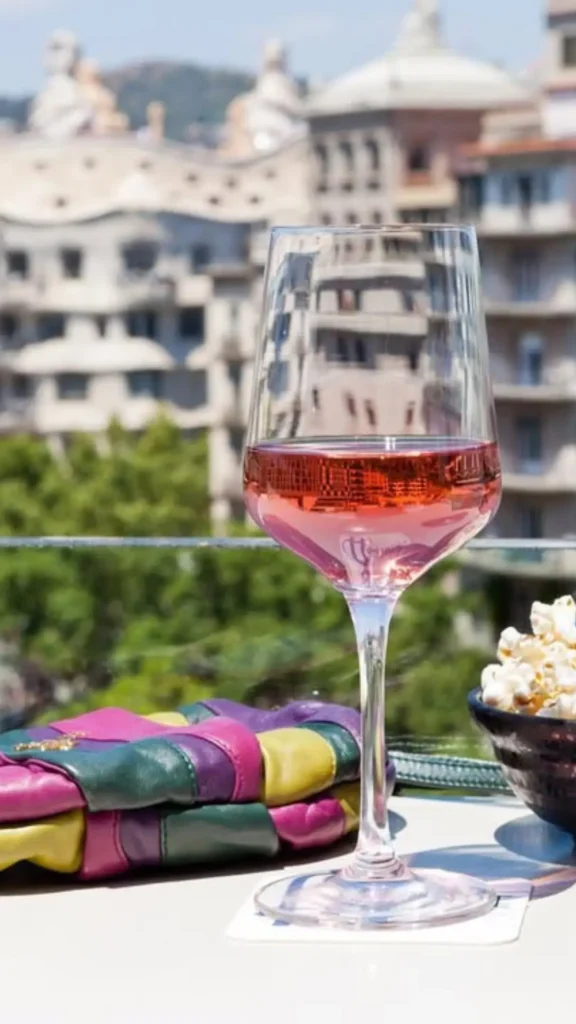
[0,533,559,796]
[0,537,569,550]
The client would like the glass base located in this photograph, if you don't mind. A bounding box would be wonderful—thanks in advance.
[254,866,497,931]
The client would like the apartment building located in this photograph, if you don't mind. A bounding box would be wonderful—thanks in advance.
[456,0,576,577]
[307,0,527,229]
[0,33,310,526]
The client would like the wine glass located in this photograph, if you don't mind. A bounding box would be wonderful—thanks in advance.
[243,224,502,930]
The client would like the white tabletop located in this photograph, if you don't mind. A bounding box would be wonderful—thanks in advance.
[3,794,574,1024]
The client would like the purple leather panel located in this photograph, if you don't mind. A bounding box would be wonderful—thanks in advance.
[0,755,85,822]
[190,717,262,802]
[80,810,130,880]
[119,809,161,867]
[202,699,327,731]
[170,735,236,803]
[270,796,346,850]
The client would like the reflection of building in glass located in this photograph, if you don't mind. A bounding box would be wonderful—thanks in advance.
[261,225,481,444]
[305,230,428,437]
[456,0,576,577]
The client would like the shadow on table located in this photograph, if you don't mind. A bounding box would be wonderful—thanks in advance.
[406,812,576,900]
[0,809,407,900]
[494,813,576,899]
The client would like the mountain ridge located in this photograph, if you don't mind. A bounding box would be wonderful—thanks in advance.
[0,59,256,142]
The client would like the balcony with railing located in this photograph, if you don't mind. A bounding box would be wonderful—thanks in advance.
[116,271,177,307]
[490,353,576,403]
[0,276,39,310]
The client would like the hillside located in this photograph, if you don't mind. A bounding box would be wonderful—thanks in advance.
[0,60,255,142]
[105,61,254,141]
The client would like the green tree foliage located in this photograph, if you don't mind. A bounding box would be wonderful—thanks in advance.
[0,418,492,750]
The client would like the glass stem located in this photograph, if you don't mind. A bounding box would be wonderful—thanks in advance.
[345,596,408,883]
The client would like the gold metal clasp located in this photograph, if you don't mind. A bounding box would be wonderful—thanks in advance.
[14,731,86,753]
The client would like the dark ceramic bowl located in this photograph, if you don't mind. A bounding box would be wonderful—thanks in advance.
[469,687,576,835]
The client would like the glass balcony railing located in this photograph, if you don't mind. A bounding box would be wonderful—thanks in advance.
[0,532,569,793]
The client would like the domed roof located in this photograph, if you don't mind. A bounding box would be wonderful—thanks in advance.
[308,0,529,115]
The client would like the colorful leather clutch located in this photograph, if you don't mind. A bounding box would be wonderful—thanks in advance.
[0,697,393,881]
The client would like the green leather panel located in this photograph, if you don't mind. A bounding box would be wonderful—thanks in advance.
[8,739,199,812]
[161,803,279,866]
[178,702,217,724]
[302,722,360,785]
[0,729,37,752]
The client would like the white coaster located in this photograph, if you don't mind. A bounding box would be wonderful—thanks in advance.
[227,876,532,945]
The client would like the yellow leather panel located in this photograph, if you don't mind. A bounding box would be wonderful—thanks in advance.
[0,810,85,873]
[333,782,360,834]
[258,728,336,807]
[145,712,189,727]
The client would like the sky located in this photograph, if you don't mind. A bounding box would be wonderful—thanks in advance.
[0,0,544,95]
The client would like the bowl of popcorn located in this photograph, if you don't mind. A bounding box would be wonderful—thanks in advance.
[469,595,576,834]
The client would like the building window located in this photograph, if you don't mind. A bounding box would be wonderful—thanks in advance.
[518,332,543,385]
[268,360,289,395]
[229,428,244,458]
[339,140,354,174]
[188,369,207,406]
[227,362,241,388]
[338,288,361,312]
[0,314,18,341]
[405,402,415,428]
[321,213,332,225]
[407,146,430,173]
[402,290,416,313]
[179,306,204,339]
[312,387,320,411]
[60,248,83,279]
[57,373,88,400]
[337,337,349,362]
[426,265,452,313]
[122,241,158,277]
[517,174,535,212]
[365,138,380,172]
[511,250,541,301]
[460,175,485,215]
[190,243,211,270]
[6,250,29,279]
[500,174,515,205]
[12,375,31,400]
[125,309,157,339]
[38,313,65,340]
[516,416,542,473]
[345,213,358,226]
[408,349,419,372]
[536,170,552,203]
[365,401,376,427]
[95,315,108,338]
[127,370,163,398]
[354,337,367,364]
[563,34,576,67]
[519,504,543,539]
[315,144,328,175]
[345,392,357,416]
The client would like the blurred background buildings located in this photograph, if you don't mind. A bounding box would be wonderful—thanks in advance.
[0,0,573,575]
